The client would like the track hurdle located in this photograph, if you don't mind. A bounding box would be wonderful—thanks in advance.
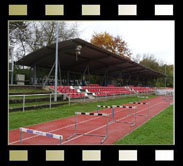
[19,128,63,145]
[97,105,136,126]
[97,105,113,113]
[136,96,150,117]
[97,105,115,122]
[66,112,109,144]
[129,102,149,118]
[112,105,137,127]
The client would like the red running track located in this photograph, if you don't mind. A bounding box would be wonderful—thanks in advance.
[9,96,173,145]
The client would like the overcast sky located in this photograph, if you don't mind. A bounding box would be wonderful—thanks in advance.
[67,21,174,65]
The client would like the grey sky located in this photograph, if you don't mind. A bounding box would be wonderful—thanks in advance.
[67,20,174,65]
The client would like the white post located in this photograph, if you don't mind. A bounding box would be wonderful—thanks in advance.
[54,22,59,102]
[50,94,52,108]
[69,96,70,106]
[23,95,25,112]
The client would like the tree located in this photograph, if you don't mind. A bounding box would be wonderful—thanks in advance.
[90,32,132,58]
[9,21,80,60]
[138,54,174,87]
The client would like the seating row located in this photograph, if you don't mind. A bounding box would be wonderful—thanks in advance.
[66,93,85,98]
[49,86,85,98]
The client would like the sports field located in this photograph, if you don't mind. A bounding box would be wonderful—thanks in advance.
[9,95,173,145]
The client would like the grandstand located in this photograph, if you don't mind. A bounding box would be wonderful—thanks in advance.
[9,38,173,145]
[13,38,165,101]
[49,84,154,99]
[16,38,165,86]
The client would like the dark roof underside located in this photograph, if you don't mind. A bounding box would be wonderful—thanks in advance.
[16,38,165,79]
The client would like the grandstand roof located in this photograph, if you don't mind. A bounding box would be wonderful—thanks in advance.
[16,38,165,79]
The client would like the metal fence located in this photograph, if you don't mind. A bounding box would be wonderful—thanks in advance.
[9,93,62,112]
[9,91,153,112]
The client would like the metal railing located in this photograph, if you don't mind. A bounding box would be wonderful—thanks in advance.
[9,93,62,112]
[9,90,153,112]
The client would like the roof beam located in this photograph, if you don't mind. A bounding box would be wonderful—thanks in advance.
[91,61,127,72]
[64,52,110,69]
[65,55,110,70]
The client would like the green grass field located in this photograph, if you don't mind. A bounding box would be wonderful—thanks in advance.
[114,104,173,145]
[9,95,154,130]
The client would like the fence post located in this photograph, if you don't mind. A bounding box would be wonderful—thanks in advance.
[69,96,70,106]
[49,94,52,108]
[23,95,25,112]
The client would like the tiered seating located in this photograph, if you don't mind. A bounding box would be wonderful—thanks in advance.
[49,86,85,98]
[82,86,133,96]
[129,86,154,93]
[50,85,154,99]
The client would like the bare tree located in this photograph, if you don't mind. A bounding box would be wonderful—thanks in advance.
[9,21,80,60]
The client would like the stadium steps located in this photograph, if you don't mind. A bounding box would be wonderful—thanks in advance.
[87,94,95,99]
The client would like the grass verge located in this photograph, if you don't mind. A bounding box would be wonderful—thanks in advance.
[114,104,173,145]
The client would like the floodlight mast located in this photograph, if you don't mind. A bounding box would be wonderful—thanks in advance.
[54,22,59,102]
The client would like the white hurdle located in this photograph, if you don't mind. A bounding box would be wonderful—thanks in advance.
[97,105,137,127]
[97,105,114,121]
[66,112,109,144]
[19,128,63,145]
[112,105,137,127]
[136,96,150,117]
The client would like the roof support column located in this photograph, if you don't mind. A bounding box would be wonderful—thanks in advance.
[128,74,131,86]
[33,65,37,85]
[102,68,108,86]
[43,62,55,86]
[67,71,70,85]
[136,75,139,86]
[88,64,90,85]
[54,22,59,102]
[82,64,90,85]
[120,71,123,86]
